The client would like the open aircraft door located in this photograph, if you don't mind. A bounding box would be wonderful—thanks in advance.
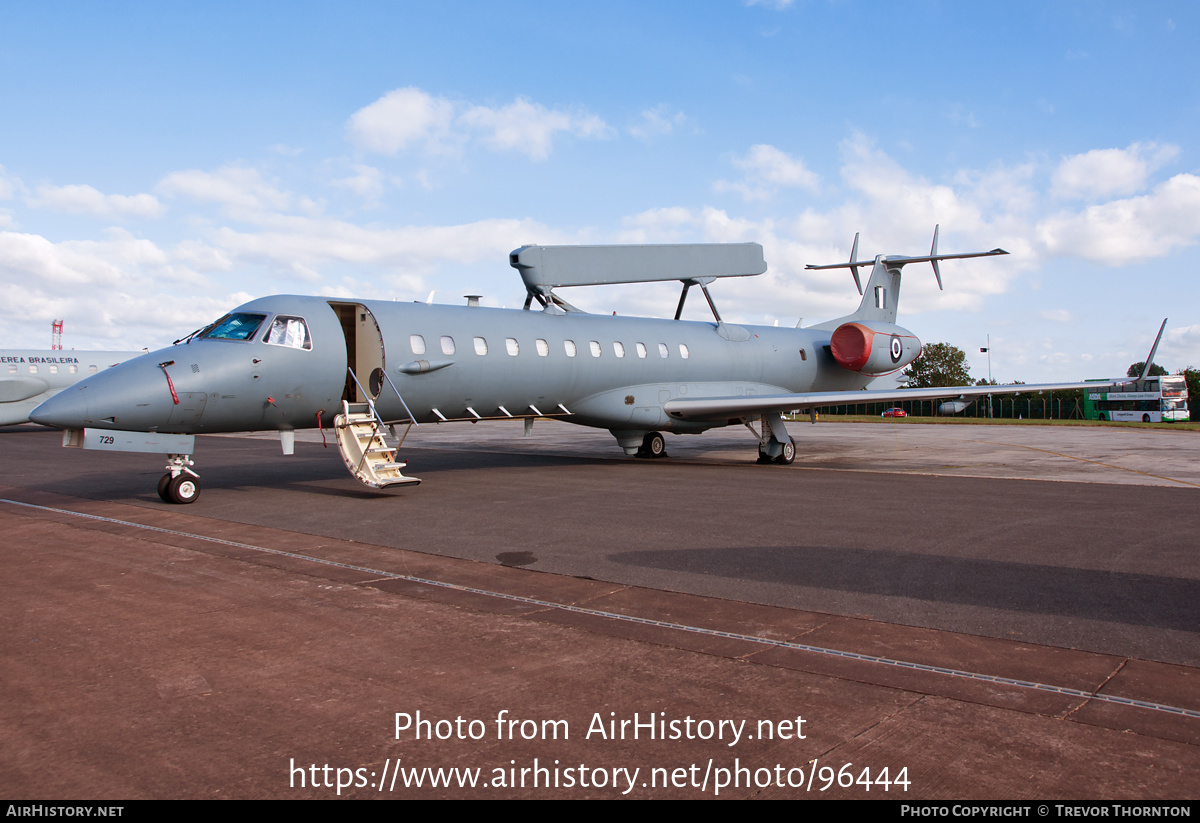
[326,301,419,490]
[328,301,385,404]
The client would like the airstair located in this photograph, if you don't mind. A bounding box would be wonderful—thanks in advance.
[333,369,421,489]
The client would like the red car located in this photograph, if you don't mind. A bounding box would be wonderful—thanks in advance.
[881,408,907,418]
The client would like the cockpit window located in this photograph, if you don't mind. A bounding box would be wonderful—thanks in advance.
[263,316,312,350]
[202,313,267,341]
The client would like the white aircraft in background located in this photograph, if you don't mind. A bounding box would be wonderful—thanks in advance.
[1,349,142,426]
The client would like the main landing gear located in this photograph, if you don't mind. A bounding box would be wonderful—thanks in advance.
[636,431,668,459]
[157,453,200,504]
[758,436,796,465]
[752,412,796,465]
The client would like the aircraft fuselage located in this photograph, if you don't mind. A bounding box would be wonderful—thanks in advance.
[32,294,877,439]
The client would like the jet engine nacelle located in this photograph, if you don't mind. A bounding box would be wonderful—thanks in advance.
[829,322,921,375]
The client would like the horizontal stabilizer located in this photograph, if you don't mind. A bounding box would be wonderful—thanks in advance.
[805,248,1008,271]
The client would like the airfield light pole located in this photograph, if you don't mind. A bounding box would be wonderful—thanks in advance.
[981,336,992,419]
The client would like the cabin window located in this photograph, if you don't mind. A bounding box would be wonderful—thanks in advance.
[473,337,488,355]
[28,364,38,373]
[7,365,16,374]
[799,349,807,361]
[613,341,625,358]
[202,312,267,341]
[89,365,98,374]
[409,334,426,355]
[69,364,78,373]
[589,341,602,358]
[564,340,577,357]
[678,344,690,359]
[48,364,58,374]
[658,343,669,359]
[636,343,647,359]
[536,339,549,356]
[440,336,455,355]
[875,286,886,310]
[506,338,519,356]
[264,316,312,350]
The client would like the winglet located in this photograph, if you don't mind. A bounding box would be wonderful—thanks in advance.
[1139,318,1169,381]
[849,232,863,295]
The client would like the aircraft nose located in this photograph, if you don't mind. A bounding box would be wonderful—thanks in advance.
[30,358,179,431]
[29,387,90,428]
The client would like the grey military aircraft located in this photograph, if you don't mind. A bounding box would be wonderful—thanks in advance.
[1,349,142,426]
[30,230,1118,503]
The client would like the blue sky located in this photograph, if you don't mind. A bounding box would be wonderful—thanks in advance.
[2,0,1198,382]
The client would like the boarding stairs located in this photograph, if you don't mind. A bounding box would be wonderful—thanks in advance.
[333,371,421,489]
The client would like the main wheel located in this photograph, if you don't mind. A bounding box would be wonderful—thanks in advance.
[167,474,201,504]
[1142,413,1151,423]
[157,473,173,503]
[642,431,666,458]
[774,437,796,465]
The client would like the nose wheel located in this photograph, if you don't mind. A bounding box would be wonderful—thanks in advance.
[157,454,200,504]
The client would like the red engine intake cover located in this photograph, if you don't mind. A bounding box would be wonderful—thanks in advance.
[830,322,874,371]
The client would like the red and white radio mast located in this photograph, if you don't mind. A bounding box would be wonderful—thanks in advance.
[51,319,63,350]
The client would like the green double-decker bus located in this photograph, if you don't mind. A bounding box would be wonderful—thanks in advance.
[1083,375,1190,422]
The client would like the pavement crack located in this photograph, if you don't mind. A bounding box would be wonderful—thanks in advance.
[1065,658,1130,720]
[810,694,927,762]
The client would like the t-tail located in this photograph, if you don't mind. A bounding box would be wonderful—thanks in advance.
[805,227,1008,377]
[807,225,1008,326]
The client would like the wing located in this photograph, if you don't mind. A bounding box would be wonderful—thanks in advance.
[664,380,1116,422]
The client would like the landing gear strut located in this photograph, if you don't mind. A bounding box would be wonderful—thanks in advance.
[157,453,200,504]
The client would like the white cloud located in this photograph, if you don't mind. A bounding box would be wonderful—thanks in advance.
[30,183,165,219]
[1051,142,1179,200]
[1038,173,1200,265]
[1164,324,1200,370]
[0,228,166,288]
[346,87,457,155]
[460,97,613,161]
[744,0,793,9]
[715,144,818,201]
[0,165,16,200]
[628,105,691,140]
[332,164,386,200]
[188,213,560,285]
[736,144,819,189]
[158,165,292,213]
[347,87,613,161]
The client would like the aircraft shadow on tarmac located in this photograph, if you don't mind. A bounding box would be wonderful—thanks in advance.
[609,545,1200,633]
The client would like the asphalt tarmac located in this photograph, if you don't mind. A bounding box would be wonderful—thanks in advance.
[2,420,1198,799]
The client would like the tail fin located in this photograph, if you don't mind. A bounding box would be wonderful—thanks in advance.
[806,225,1007,327]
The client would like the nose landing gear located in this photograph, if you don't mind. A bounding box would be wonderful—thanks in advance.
[157,454,200,504]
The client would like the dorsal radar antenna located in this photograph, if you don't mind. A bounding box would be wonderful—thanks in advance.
[509,243,767,318]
